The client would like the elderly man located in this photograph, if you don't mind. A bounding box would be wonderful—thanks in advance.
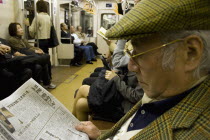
[70,26,97,64]
[60,23,84,66]
[76,26,101,56]
[75,0,210,139]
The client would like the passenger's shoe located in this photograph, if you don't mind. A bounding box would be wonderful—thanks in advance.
[44,83,57,89]
[91,58,97,61]
[86,61,93,64]
[71,63,81,67]
[77,62,82,65]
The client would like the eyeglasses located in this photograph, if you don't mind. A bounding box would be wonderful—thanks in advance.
[125,39,184,59]
[125,39,184,67]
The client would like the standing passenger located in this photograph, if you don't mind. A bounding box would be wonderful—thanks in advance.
[25,0,52,78]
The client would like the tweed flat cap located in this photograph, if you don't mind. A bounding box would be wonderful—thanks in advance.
[105,0,210,40]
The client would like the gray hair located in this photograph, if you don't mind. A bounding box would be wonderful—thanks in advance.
[131,30,210,79]
[159,30,210,78]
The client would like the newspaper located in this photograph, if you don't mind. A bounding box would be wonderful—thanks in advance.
[0,78,89,140]
[97,27,108,41]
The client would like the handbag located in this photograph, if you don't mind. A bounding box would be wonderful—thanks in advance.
[48,25,59,48]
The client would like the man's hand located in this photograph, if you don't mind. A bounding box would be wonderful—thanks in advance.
[35,49,44,54]
[0,47,5,55]
[75,121,101,140]
[0,44,11,55]
[81,40,87,44]
[105,40,111,46]
[105,70,117,80]
[14,52,26,56]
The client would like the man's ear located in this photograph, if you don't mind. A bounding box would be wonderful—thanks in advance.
[183,35,204,72]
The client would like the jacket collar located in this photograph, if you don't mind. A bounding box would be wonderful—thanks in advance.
[98,75,210,140]
[132,75,210,139]
[170,75,210,129]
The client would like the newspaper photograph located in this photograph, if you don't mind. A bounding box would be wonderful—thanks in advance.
[0,78,89,140]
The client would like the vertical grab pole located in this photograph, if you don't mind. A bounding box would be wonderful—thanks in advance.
[34,0,39,47]
[69,1,72,43]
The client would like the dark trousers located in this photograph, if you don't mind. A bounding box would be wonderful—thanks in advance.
[31,64,50,85]
[0,68,32,100]
[38,39,49,54]
[41,64,51,85]
[4,55,51,85]
[70,46,84,65]
[31,64,42,83]
[86,42,99,55]
[38,39,52,79]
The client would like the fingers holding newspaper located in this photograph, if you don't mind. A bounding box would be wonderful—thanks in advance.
[75,121,101,140]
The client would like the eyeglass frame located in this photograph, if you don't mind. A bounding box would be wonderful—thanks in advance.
[125,39,184,59]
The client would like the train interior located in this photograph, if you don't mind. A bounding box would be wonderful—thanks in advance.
[0,0,135,130]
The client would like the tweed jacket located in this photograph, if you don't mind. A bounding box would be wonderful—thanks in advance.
[98,75,210,140]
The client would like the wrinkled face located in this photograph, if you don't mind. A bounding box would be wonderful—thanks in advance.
[70,26,75,33]
[128,36,184,99]
[78,26,82,32]
[62,23,68,30]
[16,24,23,36]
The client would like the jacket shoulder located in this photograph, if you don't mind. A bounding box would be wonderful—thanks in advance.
[174,106,210,139]
[8,37,19,44]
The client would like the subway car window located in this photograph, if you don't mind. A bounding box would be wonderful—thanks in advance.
[60,3,70,27]
[101,13,116,30]
[80,10,93,37]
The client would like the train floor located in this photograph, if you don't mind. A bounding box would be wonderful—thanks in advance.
[49,58,115,130]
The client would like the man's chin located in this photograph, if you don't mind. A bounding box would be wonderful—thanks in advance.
[145,92,159,99]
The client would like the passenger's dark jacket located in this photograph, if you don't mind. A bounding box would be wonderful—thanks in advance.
[88,70,143,122]
[0,38,32,99]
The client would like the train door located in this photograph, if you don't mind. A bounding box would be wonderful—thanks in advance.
[96,1,119,56]
[56,1,75,65]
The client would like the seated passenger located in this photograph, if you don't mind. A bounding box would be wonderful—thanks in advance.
[75,0,210,139]
[74,35,142,122]
[60,23,72,44]
[73,67,144,121]
[0,41,32,99]
[70,25,96,64]
[60,23,83,67]
[8,23,56,89]
[112,40,131,71]
[76,26,101,55]
[82,39,130,86]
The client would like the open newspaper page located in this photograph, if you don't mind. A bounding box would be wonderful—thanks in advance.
[97,27,108,40]
[0,78,89,140]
